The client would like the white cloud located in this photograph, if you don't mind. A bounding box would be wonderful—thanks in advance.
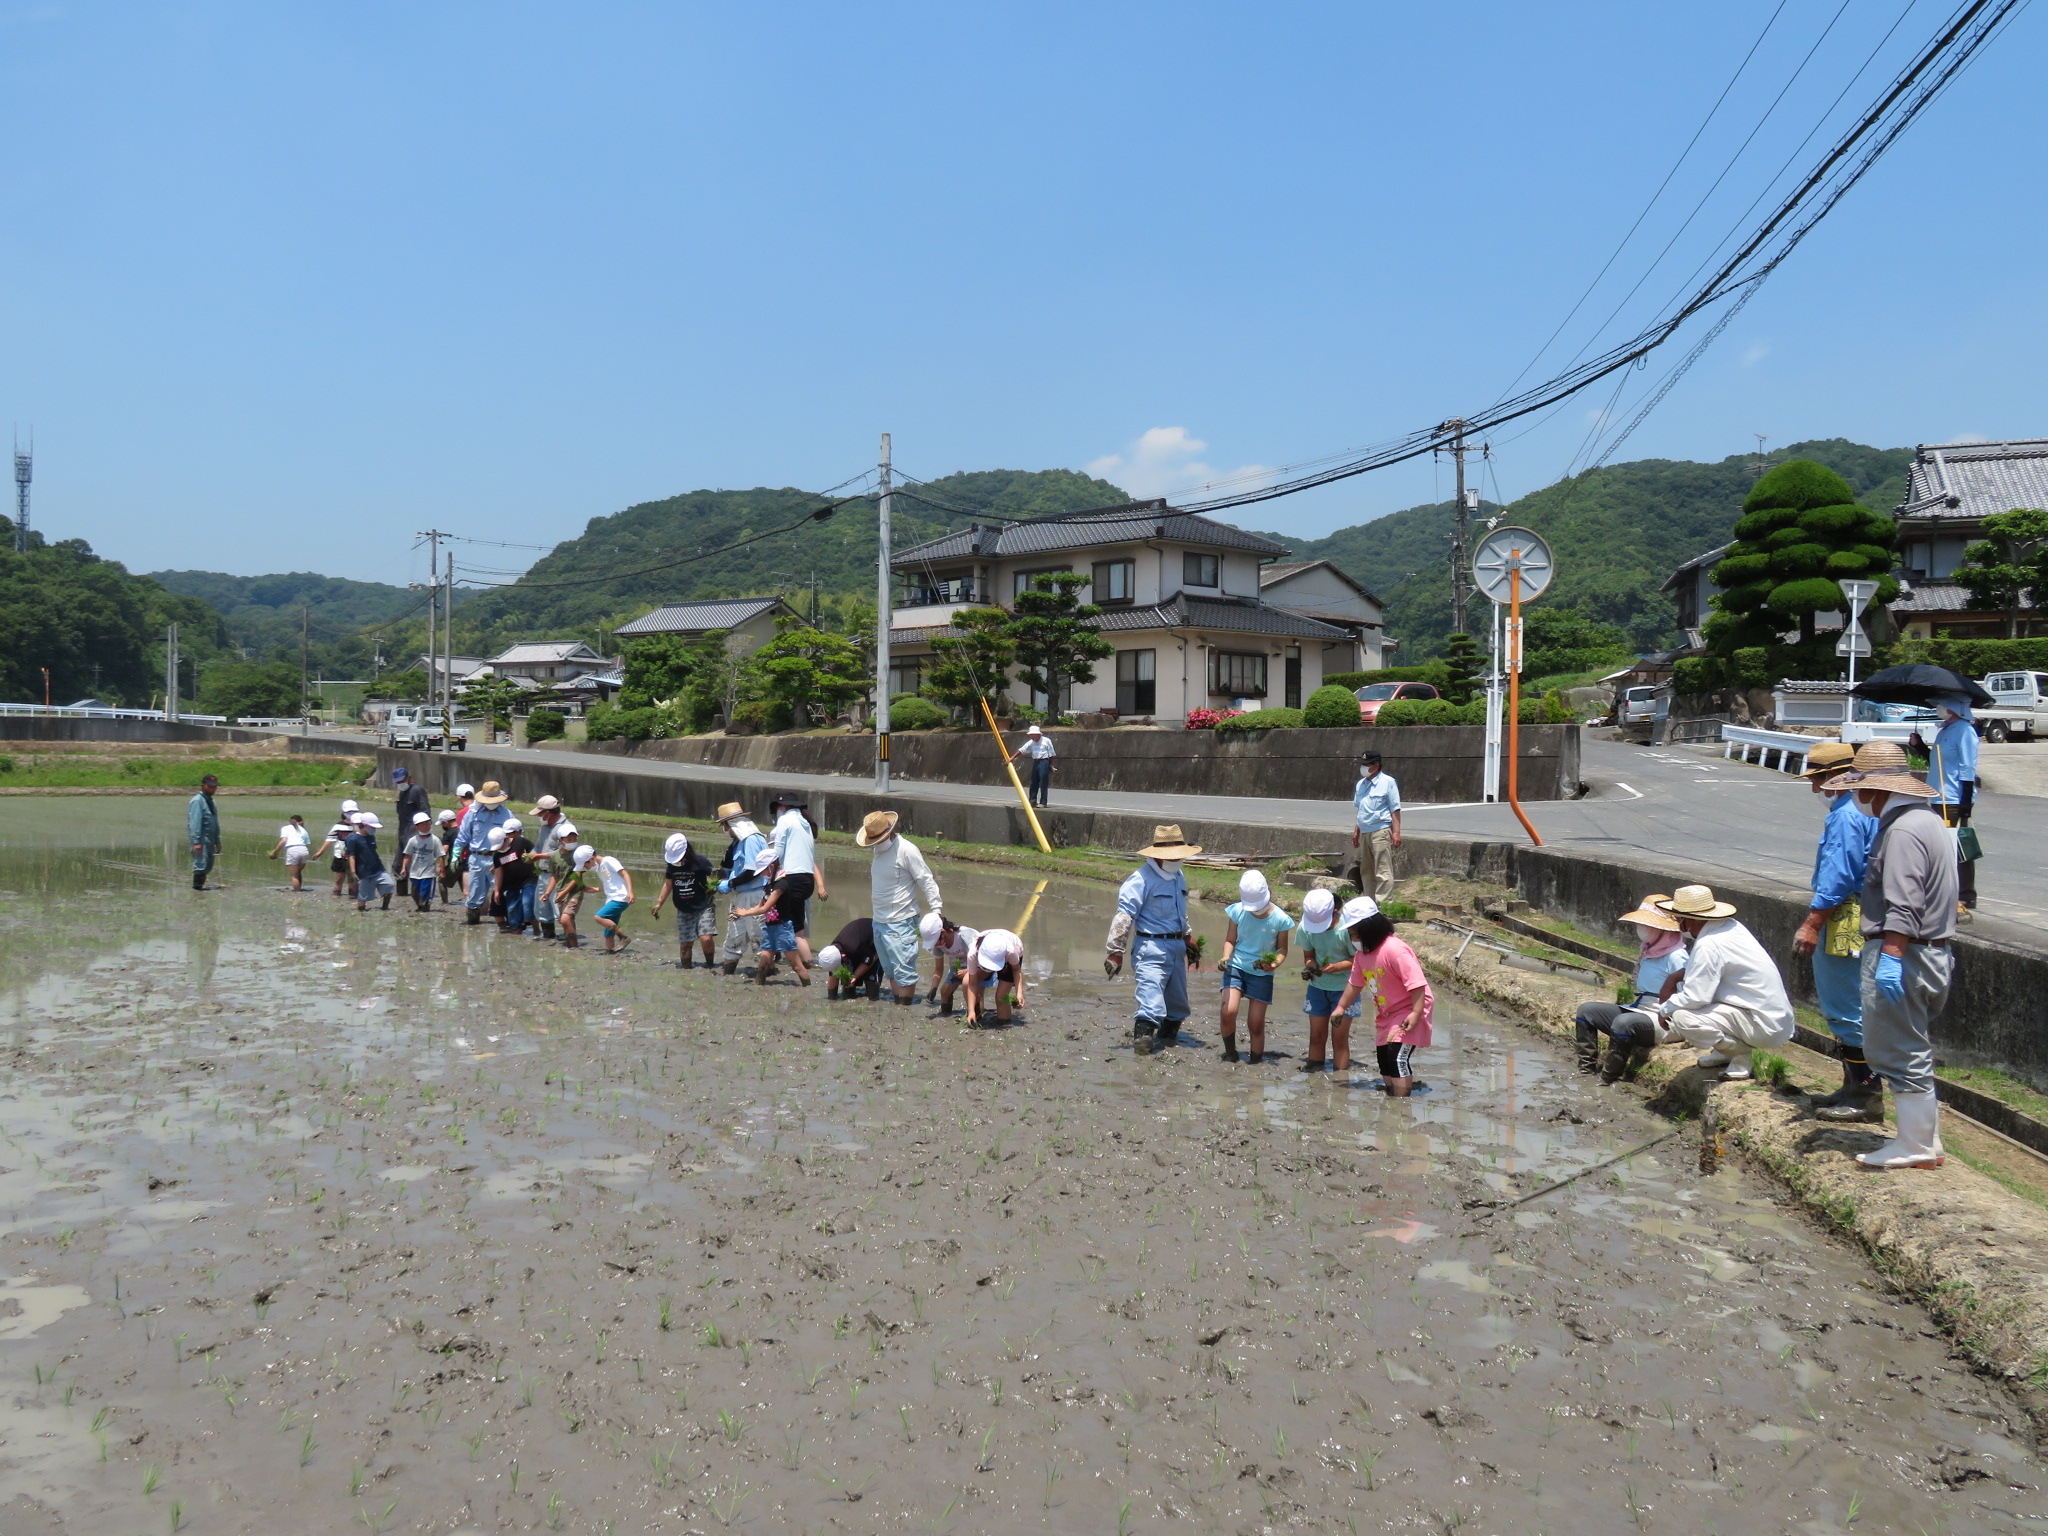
[1087,426,1273,501]
[1742,341,1771,367]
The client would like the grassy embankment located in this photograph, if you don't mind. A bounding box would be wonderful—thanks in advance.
[0,755,371,789]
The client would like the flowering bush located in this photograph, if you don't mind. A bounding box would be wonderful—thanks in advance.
[1184,707,1244,731]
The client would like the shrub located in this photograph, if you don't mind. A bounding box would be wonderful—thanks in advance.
[1540,688,1572,724]
[585,704,665,741]
[1885,636,2048,674]
[1673,656,1719,695]
[886,696,948,730]
[1374,697,1551,727]
[1184,707,1243,730]
[1324,664,1449,691]
[1302,684,1362,728]
[525,709,566,742]
[1215,707,1304,732]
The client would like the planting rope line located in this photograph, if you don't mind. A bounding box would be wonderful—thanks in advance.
[1472,1129,1684,1221]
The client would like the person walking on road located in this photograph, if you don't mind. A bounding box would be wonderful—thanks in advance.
[1104,824,1200,1057]
[451,781,513,926]
[857,810,942,1005]
[1792,741,1883,1121]
[1837,743,1958,1171]
[1007,724,1057,807]
[187,773,222,890]
[1351,751,1401,903]
[1925,693,1981,923]
[1652,885,1795,1081]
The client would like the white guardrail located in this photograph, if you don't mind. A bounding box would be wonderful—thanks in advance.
[0,703,242,725]
[1721,720,1919,772]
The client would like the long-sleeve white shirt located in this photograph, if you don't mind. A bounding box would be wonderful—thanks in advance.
[771,808,817,876]
[1664,917,1794,1037]
[870,835,941,924]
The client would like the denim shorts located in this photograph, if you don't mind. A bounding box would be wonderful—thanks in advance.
[763,920,799,953]
[1222,965,1274,1004]
[1303,983,1361,1019]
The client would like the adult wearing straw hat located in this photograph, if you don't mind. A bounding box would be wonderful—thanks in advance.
[451,780,513,926]
[858,810,943,1004]
[1105,825,1201,1056]
[1791,741,1883,1120]
[1835,741,1957,1170]
[1651,885,1795,1081]
[713,801,770,975]
[1573,894,1686,1083]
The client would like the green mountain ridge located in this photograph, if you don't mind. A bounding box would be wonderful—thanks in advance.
[1254,438,1912,658]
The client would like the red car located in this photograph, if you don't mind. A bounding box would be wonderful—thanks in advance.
[1353,681,1439,723]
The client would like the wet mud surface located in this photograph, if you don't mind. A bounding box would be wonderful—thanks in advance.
[0,798,2038,1533]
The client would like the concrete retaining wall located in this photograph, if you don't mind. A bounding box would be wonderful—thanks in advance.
[573,723,1582,803]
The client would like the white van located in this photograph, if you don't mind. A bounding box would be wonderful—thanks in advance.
[1980,672,2048,742]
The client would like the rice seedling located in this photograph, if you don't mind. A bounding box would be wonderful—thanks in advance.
[717,1407,748,1444]
[975,1426,995,1472]
[142,1465,161,1495]
[299,1430,316,1467]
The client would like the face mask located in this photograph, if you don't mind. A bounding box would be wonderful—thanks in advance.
[1853,793,1879,818]
[1152,858,1182,874]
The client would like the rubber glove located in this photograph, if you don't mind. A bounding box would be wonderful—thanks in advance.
[716,877,731,894]
[1875,951,1906,1002]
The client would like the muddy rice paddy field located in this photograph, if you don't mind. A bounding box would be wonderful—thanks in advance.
[0,797,2037,1533]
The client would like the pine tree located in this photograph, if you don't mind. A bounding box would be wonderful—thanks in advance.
[1706,459,1897,654]
[1006,572,1112,719]
[920,606,1015,716]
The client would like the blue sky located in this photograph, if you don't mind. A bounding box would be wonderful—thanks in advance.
[2,1,2042,586]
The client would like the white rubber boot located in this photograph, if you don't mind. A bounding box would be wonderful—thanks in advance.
[1855,1088,1944,1170]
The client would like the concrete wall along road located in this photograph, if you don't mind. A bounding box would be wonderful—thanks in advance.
[572,723,1582,804]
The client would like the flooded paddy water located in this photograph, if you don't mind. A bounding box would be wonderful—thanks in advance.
[0,795,2037,1533]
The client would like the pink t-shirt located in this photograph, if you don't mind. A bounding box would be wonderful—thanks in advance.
[1349,936,1433,1046]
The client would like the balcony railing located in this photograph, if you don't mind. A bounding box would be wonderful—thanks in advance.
[898,577,988,608]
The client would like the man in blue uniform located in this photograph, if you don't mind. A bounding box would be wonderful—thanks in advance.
[1925,694,1980,921]
[1792,741,1883,1121]
[1105,824,1200,1056]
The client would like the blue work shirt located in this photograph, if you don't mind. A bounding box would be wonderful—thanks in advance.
[186,791,220,847]
[1117,861,1188,938]
[1353,771,1401,832]
[1811,789,1880,911]
[1928,716,1979,804]
[1633,946,1685,1004]
[453,803,512,863]
[723,828,768,892]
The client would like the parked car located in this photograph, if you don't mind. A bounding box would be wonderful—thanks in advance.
[1352,681,1440,723]
[1851,697,1938,727]
[1979,671,2048,741]
[1618,685,1666,725]
[384,706,470,751]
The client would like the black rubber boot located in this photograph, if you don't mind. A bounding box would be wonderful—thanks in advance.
[192,872,207,890]
[539,921,556,940]
[1815,1068,1885,1123]
[466,909,482,926]
[1812,1051,1873,1109]
[1132,1018,1158,1056]
[720,960,738,976]
[865,976,882,1002]
[1156,1020,1178,1051]
[1575,1021,1603,1075]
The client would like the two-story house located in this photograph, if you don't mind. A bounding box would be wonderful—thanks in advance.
[1889,437,2048,640]
[888,501,1358,721]
[486,641,616,684]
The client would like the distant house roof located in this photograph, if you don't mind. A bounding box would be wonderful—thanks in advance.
[892,501,1290,567]
[1897,438,2048,523]
[419,653,491,678]
[890,591,1347,647]
[613,596,794,639]
[1259,559,1384,608]
[1892,578,1991,614]
[1661,543,1733,592]
[491,641,606,666]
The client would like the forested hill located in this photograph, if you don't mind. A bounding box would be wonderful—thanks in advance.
[147,570,428,668]
[1256,438,1912,659]
[450,467,1129,652]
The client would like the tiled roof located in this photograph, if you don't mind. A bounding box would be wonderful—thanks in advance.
[892,502,1289,567]
[491,641,604,665]
[614,597,790,638]
[1661,542,1732,591]
[1899,439,2048,524]
[892,593,1346,649]
[1891,579,2017,614]
[1260,558,1383,607]
[1776,679,1851,694]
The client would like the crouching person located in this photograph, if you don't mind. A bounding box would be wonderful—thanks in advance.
[1575,893,1686,1083]
[1651,885,1794,1081]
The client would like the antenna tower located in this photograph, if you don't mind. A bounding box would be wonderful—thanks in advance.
[12,442,29,556]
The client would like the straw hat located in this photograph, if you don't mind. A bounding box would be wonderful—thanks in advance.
[1136,824,1203,859]
[1833,739,1938,799]
[714,801,749,823]
[856,810,900,847]
[1655,884,1737,921]
[1616,893,1680,932]
[1800,740,1858,778]
[474,780,509,807]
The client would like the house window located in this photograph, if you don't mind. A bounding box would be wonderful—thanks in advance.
[1116,649,1156,715]
[888,658,923,699]
[1014,566,1071,599]
[1091,559,1135,605]
[1209,651,1268,698]
[1184,552,1219,588]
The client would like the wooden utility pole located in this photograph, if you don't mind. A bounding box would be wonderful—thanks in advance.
[876,433,893,793]
[300,607,310,718]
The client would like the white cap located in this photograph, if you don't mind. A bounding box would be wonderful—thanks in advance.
[663,832,690,863]
[572,844,596,869]
[502,817,522,832]
[817,944,843,970]
[1339,896,1380,930]
[1027,723,1042,735]
[486,827,507,850]
[1301,888,1336,933]
[1238,869,1272,911]
[436,808,457,822]
[556,822,579,839]
[456,782,476,797]
[340,799,359,814]
[534,794,560,811]
[412,812,430,824]
[356,812,382,830]
[918,910,947,949]
[976,931,1020,971]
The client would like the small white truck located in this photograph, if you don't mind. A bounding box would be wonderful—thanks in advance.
[1979,671,2048,742]
[384,706,470,751]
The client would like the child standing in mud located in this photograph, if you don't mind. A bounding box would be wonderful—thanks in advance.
[270,813,312,891]
[1332,897,1432,1095]
[1295,887,1361,1073]
[400,812,442,911]
[1217,869,1294,1064]
[576,843,635,954]
[649,832,718,969]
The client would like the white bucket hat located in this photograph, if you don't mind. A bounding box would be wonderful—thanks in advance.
[1238,869,1272,912]
[1339,896,1380,930]
[663,832,690,863]
[817,944,844,970]
[918,911,948,950]
[1301,887,1336,933]
[572,843,596,869]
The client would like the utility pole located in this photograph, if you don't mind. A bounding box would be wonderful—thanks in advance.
[300,607,310,720]
[1437,419,1489,635]
[165,623,180,721]
[444,548,457,729]
[875,433,893,793]
[416,530,451,721]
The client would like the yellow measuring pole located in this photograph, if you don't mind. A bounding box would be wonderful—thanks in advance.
[980,696,1053,852]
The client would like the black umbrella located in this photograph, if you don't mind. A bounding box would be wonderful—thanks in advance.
[1849,664,1993,708]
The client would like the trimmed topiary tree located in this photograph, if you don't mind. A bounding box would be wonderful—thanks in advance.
[1302,683,1362,728]
[1215,706,1304,732]
[886,695,948,729]
[1706,459,1897,654]
[1440,633,1483,704]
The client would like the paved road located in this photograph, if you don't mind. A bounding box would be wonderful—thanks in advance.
[334,728,2043,944]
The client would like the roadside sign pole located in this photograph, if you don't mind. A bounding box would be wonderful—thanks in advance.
[1482,599,1503,802]
[1472,526,1552,847]
[1506,561,1542,847]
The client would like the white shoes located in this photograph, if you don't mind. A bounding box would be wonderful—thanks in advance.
[1695,1047,1751,1078]
[1695,1050,1732,1069]
[1856,1088,1945,1170]
[1719,1054,1753,1081]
